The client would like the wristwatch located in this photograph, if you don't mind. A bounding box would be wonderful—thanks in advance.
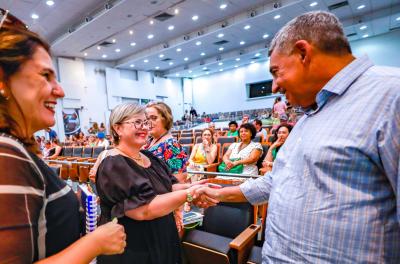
[186,190,194,203]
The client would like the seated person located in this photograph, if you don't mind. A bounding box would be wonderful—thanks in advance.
[219,123,262,176]
[43,139,62,159]
[261,124,293,172]
[188,128,218,167]
[85,134,98,147]
[96,132,110,148]
[226,120,239,137]
[253,119,267,141]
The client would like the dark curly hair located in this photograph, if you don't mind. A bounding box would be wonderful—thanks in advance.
[239,123,257,140]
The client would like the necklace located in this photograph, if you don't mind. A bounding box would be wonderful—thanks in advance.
[0,132,23,145]
[116,147,143,162]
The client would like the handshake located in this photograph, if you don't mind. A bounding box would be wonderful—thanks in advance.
[186,180,223,208]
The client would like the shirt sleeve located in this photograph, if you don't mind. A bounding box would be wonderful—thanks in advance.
[0,145,44,263]
[240,172,273,205]
[376,92,400,223]
[163,139,188,175]
[96,155,156,218]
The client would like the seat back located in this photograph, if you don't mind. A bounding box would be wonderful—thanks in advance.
[178,137,194,145]
[181,144,193,157]
[252,136,262,143]
[82,147,93,158]
[63,147,73,157]
[217,136,236,145]
[93,146,105,158]
[220,143,232,162]
[257,144,269,169]
[72,147,83,157]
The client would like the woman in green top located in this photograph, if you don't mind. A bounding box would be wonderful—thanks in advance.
[262,123,292,168]
[226,121,239,137]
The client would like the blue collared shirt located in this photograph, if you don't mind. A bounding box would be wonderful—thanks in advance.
[240,55,400,263]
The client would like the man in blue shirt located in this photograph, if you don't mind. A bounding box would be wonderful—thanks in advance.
[196,11,400,263]
[45,127,57,141]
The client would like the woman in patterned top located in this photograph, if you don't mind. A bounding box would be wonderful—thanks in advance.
[143,101,188,235]
[0,9,126,263]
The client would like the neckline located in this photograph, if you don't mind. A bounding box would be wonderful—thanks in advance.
[149,131,170,148]
[0,132,24,145]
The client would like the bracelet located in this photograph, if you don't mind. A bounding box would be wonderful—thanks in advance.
[186,190,194,203]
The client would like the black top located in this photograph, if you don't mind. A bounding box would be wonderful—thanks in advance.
[0,135,80,262]
[96,150,181,264]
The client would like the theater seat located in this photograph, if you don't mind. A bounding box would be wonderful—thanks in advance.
[246,246,262,264]
[183,202,260,264]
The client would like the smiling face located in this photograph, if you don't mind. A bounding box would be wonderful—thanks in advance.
[114,113,149,148]
[7,46,64,135]
[145,106,167,138]
[277,126,290,141]
[239,127,252,142]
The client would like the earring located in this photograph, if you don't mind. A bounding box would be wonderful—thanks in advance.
[0,89,9,100]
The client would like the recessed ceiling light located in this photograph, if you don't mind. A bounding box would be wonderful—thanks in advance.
[176,48,182,52]
[192,15,199,21]
[31,13,39,19]
[46,0,55,6]
[129,30,133,35]
[309,2,318,7]
[360,25,367,30]
[263,34,269,39]
[240,41,245,45]
[219,47,224,51]
[219,69,223,72]
[203,67,207,70]
[144,59,149,63]
[250,61,255,64]
[396,17,400,21]
[244,25,251,30]
[97,46,101,50]
[174,8,179,14]
[112,39,116,43]
[357,4,365,10]
[274,14,281,19]
[206,72,210,75]
[115,48,120,52]
[218,62,223,66]
[147,34,154,39]
[255,53,261,57]
[193,75,197,78]
[84,52,88,56]
[168,25,175,31]
[149,20,154,25]
[169,62,174,65]
[362,34,369,38]
[102,54,107,58]
[155,66,160,70]
[236,58,240,61]
[196,41,202,46]
[184,57,189,61]
[176,73,180,77]
[188,70,193,73]
[200,52,205,56]
[217,33,224,38]
[130,64,135,68]
[159,54,164,58]
[234,65,238,68]
[220,4,227,9]
[130,42,136,46]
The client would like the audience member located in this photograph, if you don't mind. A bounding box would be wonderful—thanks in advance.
[45,127,58,140]
[88,122,99,134]
[219,123,262,175]
[95,103,211,264]
[97,132,110,148]
[253,119,268,141]
[188,128,218,167]
[195,11,400,263]
[86,134,97,147]
[241,114,249,124]
[189,106,198,120]
[272,96,287,115]
[99,122,106,132]
[0,16,125,262]
[226,121,239,137]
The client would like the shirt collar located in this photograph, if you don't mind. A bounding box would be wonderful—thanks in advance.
[303,55,374,115]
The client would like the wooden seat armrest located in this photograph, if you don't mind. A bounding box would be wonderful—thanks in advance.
[229,224,261,250]
[203,162,220,172]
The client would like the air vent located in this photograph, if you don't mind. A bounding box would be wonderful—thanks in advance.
[346,32,357,37]
[328,1,349,11]
[161,58,172,62]
[99,41,114,47]
[154,12,174,22]
[213,40,229,45]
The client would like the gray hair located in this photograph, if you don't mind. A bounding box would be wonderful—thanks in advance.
[109,103,145,145]
[269,11,351,56]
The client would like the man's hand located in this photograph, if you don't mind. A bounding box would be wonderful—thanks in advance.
[192,185,221,208]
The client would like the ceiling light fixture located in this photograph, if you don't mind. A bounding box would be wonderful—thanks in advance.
[357,4,365,10]
[155,66,160,70]
[159,54,164,58]
[184,57,189,61]
[46,0,55,6]
[188,70,193,73]
[396,17,400,21]
[150,20,154,25]
[203,67,207,70]
[234,65,238,68]
[236,58,240,61]
[218,62,223,66]
[263,34,269,39]
[240,41,245,45]
[112,39,116,43]
[174,8,179,14]
[168,25,174,30]
[206,72,210,75]
[219,47,224,51]
[31,13,39,19]
[220,4,227,9]
[274,14,281,19]
[130,64,135,68]
[176,73,180,77]
[102,54,107,58]
[193,75,197,78]
[219,69,223,72]
[255,53,261,57]
[169,62,174,65]
[309,2,318,7]
[244,25,251,30]
[192,15,199,21]
[250,61,255,64]
[360,25,367,30]
[129,30,133,35]
[217,33,224,38]
[115,48,120,52]
[130,42,136,46]
[97,46,101,50]
[176,48,182,52]
[196,41,202,46]
[84,52,88,56]
[200,52,205,56]
[144,59,149,63]
[147,34,154,39]
[362,34,369,38]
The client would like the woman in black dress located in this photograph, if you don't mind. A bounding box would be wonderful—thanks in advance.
[96,103,214,264]
[0,10,126,262]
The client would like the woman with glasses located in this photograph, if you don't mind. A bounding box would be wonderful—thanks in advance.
[188,128,218,167]
[96,103,210,264]
[0,9,126,263]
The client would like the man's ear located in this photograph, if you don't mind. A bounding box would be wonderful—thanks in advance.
[294,40,312,64]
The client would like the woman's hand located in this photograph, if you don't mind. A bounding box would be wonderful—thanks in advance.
[273,136,285,148]
[225,160,234,170]
[262,160,273,168]
[90,219,126,255]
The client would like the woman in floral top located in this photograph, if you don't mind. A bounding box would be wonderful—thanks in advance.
[143,102,188,235]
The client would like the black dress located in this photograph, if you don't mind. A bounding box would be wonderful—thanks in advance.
[96,150,181,264]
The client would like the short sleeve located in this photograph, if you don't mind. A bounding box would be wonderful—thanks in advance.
[163,138,188,175]
[252,142,263,151]
[96,155,156,218]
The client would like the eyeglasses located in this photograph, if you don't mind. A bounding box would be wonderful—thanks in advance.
[120,119,150,129]
[0,8,28,30]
